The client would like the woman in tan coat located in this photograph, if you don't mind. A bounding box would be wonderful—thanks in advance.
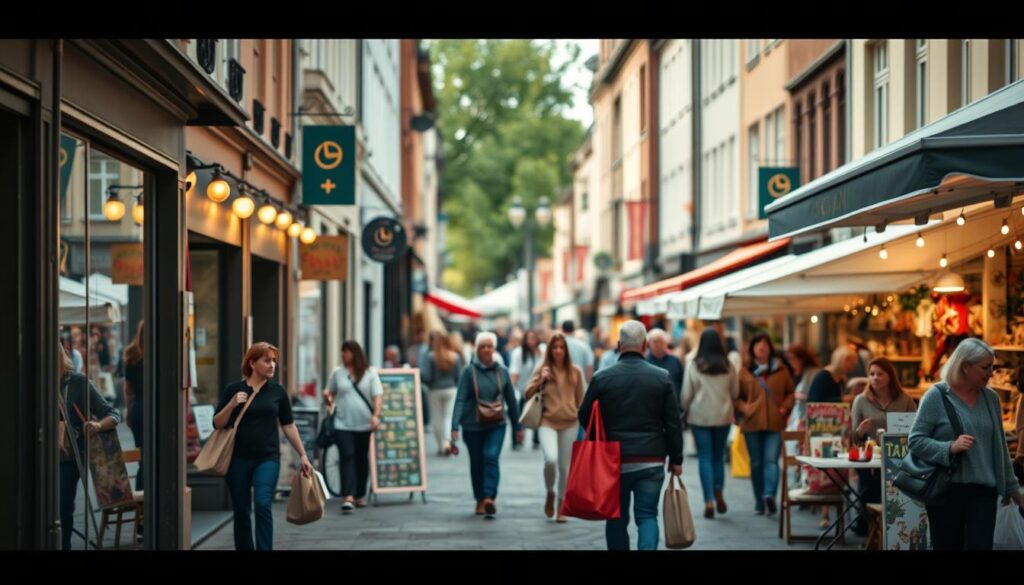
[735,332,795,516]
[524,332,585,522]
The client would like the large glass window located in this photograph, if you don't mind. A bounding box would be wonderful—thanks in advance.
[296,280,324,408]
[873,41,890,150]
[747,123,759,220]
[58,136,147,550]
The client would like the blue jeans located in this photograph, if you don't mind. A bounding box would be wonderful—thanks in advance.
[463,425,506,500]
[606,466,665,550]
[744,430,782,509]
[691,425,730,504]
[60,460,81,550]
[225,456,280,551]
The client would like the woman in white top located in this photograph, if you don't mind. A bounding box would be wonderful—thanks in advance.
[509,329,546,450]
[680,328,740,519]
[324,340,383,513]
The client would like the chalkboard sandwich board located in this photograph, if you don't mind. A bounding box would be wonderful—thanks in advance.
[370,369,428,495]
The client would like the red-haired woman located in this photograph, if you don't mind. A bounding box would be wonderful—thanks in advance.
[214,342,312,551]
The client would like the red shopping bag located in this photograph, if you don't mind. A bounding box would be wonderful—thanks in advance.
[560,400,621,520]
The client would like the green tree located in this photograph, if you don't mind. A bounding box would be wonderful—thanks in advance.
[430,39,584,295]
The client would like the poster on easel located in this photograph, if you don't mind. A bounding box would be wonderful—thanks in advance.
[805,402,851,493]
[881,433,931,550]
[370,369,428,499]
[277,407,320,492]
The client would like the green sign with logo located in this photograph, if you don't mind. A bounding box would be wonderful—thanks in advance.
[302,125,355,206]
[59,134,78,205]
[758,167,800,219]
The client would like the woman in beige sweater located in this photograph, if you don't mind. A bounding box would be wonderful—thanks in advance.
[524,332,585,523]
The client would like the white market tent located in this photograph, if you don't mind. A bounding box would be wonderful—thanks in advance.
[471,280,521,318]
[59,275,123,326]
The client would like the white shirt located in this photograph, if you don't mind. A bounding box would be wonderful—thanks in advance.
[509,344,546,397]
[327,366,384,432]
[566,337,594,373]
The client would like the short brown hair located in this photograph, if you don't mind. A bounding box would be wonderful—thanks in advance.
[242,342,279,378]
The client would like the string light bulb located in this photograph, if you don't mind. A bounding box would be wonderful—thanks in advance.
[1016,240,1023,251]
[1002,218,1010,235]
[131,195,144,224]
[288,221,303,238]
[988,247,996,259]
[879,245,888,260]
[102,192,126,221]
[300,226,317,244]
[957,210,966,226]
[232,193,255,219]
[916,233,925,247]
[811,315,819,324]
[940,253,948,268]
[275,210,293,230]
[206,174,231,203]
[843,304,851,312]
[257,204,278,225]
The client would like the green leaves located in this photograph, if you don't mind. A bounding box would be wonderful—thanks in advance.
[429,39,584,295]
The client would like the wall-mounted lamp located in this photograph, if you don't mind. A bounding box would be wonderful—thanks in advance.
[132,194,144,224]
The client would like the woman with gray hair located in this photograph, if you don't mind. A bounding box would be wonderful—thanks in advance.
[451,331,523,518]
[909,337,1022,550]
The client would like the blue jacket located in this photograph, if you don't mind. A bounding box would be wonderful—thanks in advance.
[452,359,521,433]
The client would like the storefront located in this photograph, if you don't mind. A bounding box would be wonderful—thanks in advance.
[2,39,248,549]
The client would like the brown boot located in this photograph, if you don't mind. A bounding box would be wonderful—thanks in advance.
[715,490,728,514]
[482,498,496,518]
[544,492,555,519]
[704,502,715,519]
[475,500,485,516]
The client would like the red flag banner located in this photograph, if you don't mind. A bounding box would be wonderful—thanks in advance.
[574,246,589,283]
[626,200,649,261]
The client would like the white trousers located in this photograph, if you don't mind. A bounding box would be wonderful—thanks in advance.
[537,425,576,499]
[427,387,456,453]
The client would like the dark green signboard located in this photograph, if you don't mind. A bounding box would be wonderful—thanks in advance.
[758,166,801,219]
[370,369,427,494]
[302,125,356,206]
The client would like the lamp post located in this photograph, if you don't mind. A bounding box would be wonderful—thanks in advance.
[508,195,551,329]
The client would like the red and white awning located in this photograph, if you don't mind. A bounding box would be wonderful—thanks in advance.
[424,288,483,319]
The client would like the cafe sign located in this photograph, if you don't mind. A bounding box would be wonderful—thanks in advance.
[111,243,144,285]
[361,217,407,264]
[299,234,348,281]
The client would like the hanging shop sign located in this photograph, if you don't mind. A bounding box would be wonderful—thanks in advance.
[361,217,407,263]
[302,125,356,205]
[300,234,349,281]
[758,167,801,220]
[111,243,144,285]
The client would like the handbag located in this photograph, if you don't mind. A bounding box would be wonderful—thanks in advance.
[194,385,262,476]
[316,412,336,449]
[892,388,963,504]
[471,365,505,424]
[519,388,543,430]
[286,468,327,525]
[663,473,696,549]
[560,400,621,520]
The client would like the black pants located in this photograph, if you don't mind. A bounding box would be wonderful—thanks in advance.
[337,430,372,499]
[925,483,998,550]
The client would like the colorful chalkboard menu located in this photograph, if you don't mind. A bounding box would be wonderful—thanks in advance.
[370,369,428,494]
[881,434,931,550]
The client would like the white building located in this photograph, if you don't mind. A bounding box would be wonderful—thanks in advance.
[699,39,742,258]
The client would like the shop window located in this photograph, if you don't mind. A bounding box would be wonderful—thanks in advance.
[270,117,281,149]
[196,39,217,75]
[253,99,265,136]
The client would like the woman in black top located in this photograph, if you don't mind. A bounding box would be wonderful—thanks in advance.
[57,342,121,550]
[123,321,144,490]
[213,342,312,551]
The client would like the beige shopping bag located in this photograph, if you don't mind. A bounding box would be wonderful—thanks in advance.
[286,469,326,525]
[663,473,696,549]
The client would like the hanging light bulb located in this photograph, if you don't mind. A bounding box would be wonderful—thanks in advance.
[206,173,231,203]
[1002,218,1010,235]
[843,304,851,312]
[131,195,144,224]
[185,170,197,196]
[257,204,278,225]
[879,245,888,260]
[886,295,894,303]
[811,315,819,324]
[852,308,859,316]
[957,210,966,226]
[988,247,996,258]
[1016,240,1023,251]
[872,307,880,317]
[287,221,303,238]
[916,233,925,247]
[275,210,293,230]
[232,193,256,219]
[940,253,948,268]
[102,192,126,221]
[300,226,317,244]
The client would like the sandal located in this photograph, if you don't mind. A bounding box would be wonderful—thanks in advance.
[354,498,368,508]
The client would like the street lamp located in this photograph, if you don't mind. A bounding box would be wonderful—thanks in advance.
[508,195,551,328]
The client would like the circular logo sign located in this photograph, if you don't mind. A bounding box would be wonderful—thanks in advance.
[314,140,344,170]
[767,173,793,198]
[362,217,407,263]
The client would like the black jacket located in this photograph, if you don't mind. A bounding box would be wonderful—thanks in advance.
[579,352,683,465]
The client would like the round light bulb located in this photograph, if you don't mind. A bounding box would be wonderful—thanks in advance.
[957,215,966,226]
[916,234,925,247]
[232,195,255,219]
[872,307,879,317]
[207,178,231,203]
[103,196,126,221]
[939,254,948,268]
[886,295,894,302]
[843,304,851,312]
[1002,220,1010,235]
[852,309,859,316]
[1016,240,1023,251]
[811,315,819,324]
[988,247,996,258]
[879,247,888,260]
[185,170,197,195]
[132,201,144,224]
[288,222,303,238]
[257,204,278,225]
[300,227,317,244]
[275,210,293,230]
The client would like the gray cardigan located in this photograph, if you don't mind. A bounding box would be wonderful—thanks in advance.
[908,382,1018,497]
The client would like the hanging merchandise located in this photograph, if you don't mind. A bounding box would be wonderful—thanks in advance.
[914,298,936,338]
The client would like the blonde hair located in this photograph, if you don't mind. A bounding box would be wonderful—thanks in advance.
[827,346,856,378]
[432,330,455,372]
[58,341,74,381]
[942,337,995,389]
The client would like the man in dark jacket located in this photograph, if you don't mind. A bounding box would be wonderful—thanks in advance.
[579,320,683,551]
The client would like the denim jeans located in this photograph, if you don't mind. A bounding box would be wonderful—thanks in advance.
[59,460,81,550]
[225,456,280,551]
[463,425,506,500]
[606,466,665,550]
[744,430,782,509]
[691,425,730,504]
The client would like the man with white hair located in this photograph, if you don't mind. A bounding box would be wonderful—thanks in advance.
[646,328,683,404]
[578,320,683,551]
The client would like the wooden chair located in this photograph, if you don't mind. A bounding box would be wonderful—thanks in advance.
[97,448,144,549]
[778,431,846,544]
[864,503,884,550]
